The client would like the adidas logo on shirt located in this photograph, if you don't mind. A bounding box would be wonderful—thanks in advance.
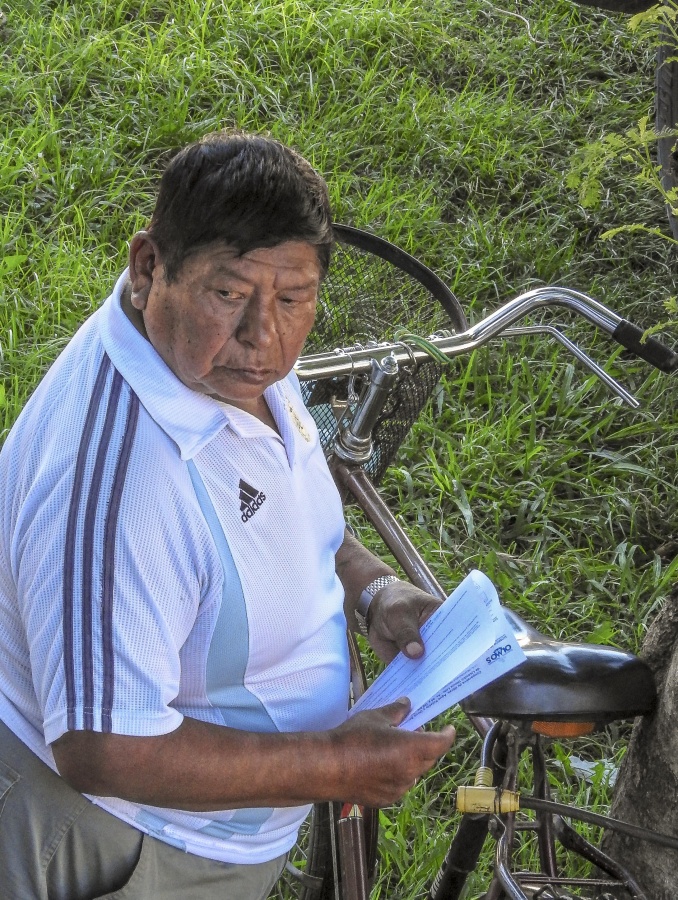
[239,479,266,523]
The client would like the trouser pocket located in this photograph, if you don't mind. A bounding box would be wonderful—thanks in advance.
[0,758,21,818]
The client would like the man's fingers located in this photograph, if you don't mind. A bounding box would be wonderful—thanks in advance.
[380,703,456,758]
[333,708,457,805]
[403,638,424,659]
[390,622,425,659]
[433,724,456,753]
[368,582,441,660]
[381,696,411,725]
[383,601,427,657]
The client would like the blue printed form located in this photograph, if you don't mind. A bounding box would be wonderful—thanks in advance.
[349,570,526,731]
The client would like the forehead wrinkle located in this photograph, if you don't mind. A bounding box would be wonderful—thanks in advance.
[210,259,319,294]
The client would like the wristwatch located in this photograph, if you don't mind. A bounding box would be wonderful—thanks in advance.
[355,575,399,637]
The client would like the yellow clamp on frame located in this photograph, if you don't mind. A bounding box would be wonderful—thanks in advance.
[456,767,520,815]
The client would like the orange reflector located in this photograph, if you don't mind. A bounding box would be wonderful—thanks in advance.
[531,721,595,737]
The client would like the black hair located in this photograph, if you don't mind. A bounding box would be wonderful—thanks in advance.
[148,130,334,281]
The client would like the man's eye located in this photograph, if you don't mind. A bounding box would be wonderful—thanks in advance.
[218,290,243,300]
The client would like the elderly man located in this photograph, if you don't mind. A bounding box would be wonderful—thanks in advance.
[0,131,455,899]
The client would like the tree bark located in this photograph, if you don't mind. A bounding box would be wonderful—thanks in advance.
[601,579,678,900]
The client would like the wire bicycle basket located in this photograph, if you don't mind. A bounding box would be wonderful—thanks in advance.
[302,224,468,483]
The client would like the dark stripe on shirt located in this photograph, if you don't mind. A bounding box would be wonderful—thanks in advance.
[81,369,123,730]
[101,389,140,733]
[64,355,111,730]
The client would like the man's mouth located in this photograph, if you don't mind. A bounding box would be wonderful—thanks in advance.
[222,367,272,383]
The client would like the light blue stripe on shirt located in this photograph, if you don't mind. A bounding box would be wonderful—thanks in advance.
[187,460,275,836]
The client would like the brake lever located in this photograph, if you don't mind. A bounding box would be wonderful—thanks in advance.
[503,325,640,408]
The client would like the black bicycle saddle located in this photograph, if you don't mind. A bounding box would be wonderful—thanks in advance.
[461,608,656,724]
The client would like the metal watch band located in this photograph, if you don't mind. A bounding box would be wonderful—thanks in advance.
[355,574,399,636]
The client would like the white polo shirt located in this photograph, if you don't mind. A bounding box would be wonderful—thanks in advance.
[0,271,350,864]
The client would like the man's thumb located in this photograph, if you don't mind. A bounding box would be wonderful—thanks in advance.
[383,696,411,725]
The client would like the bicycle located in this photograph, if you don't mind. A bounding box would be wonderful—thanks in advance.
[271,224,678,900]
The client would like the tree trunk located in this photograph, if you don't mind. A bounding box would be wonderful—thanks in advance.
[601,578,678,900]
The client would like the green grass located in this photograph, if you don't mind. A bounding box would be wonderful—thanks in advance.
[2,0,677,897]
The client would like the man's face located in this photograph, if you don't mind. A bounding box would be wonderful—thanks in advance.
[129,239,321,412]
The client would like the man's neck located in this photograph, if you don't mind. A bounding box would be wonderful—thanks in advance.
[213,394,281,435]
[120,279,148,338]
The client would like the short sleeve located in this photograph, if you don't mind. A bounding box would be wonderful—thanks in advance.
[8,364,220,744]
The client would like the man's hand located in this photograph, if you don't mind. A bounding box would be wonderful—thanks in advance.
[329,698,455,807]
[366,580,442,663]
[335,528,444,663]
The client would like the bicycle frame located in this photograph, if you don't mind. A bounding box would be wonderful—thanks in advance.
[311,456,656,900]
[326,459,661,900]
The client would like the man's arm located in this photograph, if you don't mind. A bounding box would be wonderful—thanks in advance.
[52,534,455,812]
[335,528,443,663]
[51,701,454,811]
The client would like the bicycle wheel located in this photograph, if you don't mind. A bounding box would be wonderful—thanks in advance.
[298,804,381,900]
[569,0,678,237]
[276,802,334,900]
[513,889,586,899]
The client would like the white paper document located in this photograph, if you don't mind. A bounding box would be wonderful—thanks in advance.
[349,570,526,731]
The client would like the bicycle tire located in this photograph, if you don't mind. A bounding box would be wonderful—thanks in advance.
[299,804,380,900]
[276,801,333,900]
[656,30,678,239]
[298,802,336,900]
[300,632,379,900]
[303,224,467,486]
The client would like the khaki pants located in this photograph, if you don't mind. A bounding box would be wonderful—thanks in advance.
[0,721,286,900]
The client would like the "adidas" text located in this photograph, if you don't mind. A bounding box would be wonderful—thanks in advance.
[239,479,266,523]
[241,493,266,522]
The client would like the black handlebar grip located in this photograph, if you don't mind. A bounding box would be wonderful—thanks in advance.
[612,320,678,373]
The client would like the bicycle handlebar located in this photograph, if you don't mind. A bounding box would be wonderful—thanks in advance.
[295,286,678,380]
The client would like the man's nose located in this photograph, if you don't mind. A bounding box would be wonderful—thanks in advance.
[237,295,276,347]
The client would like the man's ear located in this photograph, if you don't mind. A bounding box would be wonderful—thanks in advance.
[128,232,162,311]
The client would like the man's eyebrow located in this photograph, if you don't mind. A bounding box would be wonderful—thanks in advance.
[279,279,320,292]
[211,264,319,292]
